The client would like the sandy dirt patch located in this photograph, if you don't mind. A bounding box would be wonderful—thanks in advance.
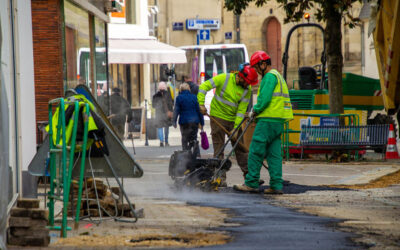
[51,199,232,248]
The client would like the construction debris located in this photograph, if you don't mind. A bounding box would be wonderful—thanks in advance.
[7,198,50,247]
[68,178,139,218]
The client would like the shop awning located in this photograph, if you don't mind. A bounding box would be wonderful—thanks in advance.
[108,38,187,64]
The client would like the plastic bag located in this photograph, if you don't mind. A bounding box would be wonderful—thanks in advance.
[200,130,209,150]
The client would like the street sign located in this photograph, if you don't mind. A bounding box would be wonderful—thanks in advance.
[225,32,232,40]
[320,117,339,126]
[172,22,183,31]
[186,19,220,30]
[199,29,210,41]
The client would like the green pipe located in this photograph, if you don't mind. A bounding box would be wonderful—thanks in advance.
[74,103,90,229]
[61,101,79,238]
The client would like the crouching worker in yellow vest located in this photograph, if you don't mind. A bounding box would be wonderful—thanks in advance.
[197,65,259,185]
[234,51,293,195]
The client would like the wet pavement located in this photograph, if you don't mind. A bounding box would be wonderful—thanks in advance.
[122,144,360,249]
[185,192,356,250]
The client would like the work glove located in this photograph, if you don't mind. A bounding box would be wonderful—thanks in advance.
[199,105,207,115]
[248,109,257,120]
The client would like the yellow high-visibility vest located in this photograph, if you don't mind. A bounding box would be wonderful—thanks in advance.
[257,69,293,121]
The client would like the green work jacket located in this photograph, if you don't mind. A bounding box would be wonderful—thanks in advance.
[256,69,293,121]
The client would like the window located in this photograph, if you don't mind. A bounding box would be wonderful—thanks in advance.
[94,17,107,96]
[174,48,200,83]
[204,48,245,80]
[64,1,90,89]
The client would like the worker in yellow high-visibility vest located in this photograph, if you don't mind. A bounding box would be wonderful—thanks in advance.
[234,51,293,195]
[197,65,259,185]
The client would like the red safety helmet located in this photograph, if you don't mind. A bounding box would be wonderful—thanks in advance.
[250,51,271,67]
[238,65,259,86]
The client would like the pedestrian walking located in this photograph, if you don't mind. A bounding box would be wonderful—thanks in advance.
[183,75,199,95]
[152,82,173,147]
[109,87,132,140]
[173,83,204,156]
[234,51,293,194]
[197,64,259,185]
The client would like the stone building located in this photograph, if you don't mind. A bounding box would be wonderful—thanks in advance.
[155,0,368,86]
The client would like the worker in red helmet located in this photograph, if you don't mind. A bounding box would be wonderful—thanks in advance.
[198,64,258,186]
[234,51,293,195]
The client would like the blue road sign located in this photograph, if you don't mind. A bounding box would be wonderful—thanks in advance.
[225,32,232,40]
[186,19,220,30]
[199,29,210,40]
[320,117,339,126]
[172,22,184,31]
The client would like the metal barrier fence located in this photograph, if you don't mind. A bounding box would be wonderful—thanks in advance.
[282,113,361,160]
[300,124,389,146]
[299,124,389,159]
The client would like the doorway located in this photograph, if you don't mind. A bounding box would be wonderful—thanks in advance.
[262,17,282,72]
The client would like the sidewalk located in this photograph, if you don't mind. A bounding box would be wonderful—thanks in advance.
[124,120,212,148]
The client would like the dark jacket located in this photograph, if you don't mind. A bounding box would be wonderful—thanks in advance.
[152,90,173,127]
[187,81,199,95]
[110,93,132,126]
[173,90,204,126]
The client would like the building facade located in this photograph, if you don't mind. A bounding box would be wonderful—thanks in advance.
[156,0,370,86]
[31,0,110,123]
[1,0,37,246]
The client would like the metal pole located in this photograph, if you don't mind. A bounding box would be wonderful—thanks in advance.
[144,99,149,146]
[235,15,240,43]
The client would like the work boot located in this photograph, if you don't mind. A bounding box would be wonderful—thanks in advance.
[160,142,164,147]
[233,184,259,193]
[263,188,283,195]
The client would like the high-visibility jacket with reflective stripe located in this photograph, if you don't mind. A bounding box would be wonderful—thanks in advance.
[46,94,98,148]
[257,69,293,121]
[198,73,251,128]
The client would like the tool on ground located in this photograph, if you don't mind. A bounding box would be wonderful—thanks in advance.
[207,114,269,171]
[210,114,256,189]
[169,115,249,191]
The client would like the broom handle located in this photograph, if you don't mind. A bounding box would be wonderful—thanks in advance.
[207,115,249,152]
[207,114,269,171]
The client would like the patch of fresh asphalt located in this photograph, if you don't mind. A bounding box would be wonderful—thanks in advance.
[184,191,357,250]
[126,145,358,250]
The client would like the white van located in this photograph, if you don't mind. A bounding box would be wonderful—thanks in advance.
[174,43,249,84]
[174,44,249,114]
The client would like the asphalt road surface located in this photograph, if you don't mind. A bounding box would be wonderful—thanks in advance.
[124,145,359,250]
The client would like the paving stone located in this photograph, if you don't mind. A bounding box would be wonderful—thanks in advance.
[10,207,48,220]
[7,234,50,246]
[8,217,47,228]
[17,199,40,209]
[9,227,49,238]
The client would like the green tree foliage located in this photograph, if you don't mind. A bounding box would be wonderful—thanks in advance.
[225,0,361,114]
[225,0,360,27]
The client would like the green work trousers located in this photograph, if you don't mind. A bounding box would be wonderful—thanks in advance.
[245,120,283,190]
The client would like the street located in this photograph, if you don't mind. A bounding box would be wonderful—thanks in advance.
[46,128,400,249]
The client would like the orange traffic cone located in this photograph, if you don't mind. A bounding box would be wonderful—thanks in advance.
[385,124,399,159]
